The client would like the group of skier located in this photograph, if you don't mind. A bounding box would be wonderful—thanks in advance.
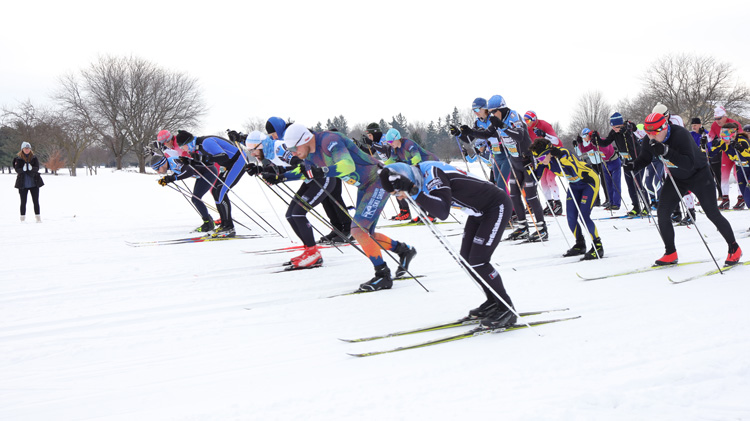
[149,94,745,330]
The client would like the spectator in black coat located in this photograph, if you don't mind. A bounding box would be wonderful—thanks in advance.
[13,142,44,222]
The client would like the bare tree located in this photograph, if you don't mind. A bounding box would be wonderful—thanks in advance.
[49,111,100,176]
[614,93,655,126]
[2,100,57,162]
[641,53,750,124]
[56,55,206,172]
[242,117,267,133]
[568,90,611,136]
[80,145,111,175]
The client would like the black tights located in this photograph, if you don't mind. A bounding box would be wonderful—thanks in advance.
[19,188,40,215]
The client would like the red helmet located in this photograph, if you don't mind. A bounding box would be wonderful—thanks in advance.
[157,129,173,143]
[644,113,668,133]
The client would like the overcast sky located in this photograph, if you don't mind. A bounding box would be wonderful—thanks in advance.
[2,0,748,137]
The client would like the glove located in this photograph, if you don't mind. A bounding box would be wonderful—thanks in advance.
[246,163,261,176]
[521,154,533,167]
[548,147,564,158]
[733,141,748,152]
[622,160,635,172]
[23,163,32,172]
[590,131,601,145]
[459,125,472,137]
[572,140,579,148]
[461,146,469,157]
[261,172,285,185]
[176,156,195,166]
[157,174,176,186]
[489,115,505,129]
[700,136,708,149]
[449,125,461,136]
[698,127,706,135]
[650,140,669,156]
[305,165,328,179]
[227,130,241,143]
[289,156,304,168]
[533,128,545,138]
[390,173,415,194]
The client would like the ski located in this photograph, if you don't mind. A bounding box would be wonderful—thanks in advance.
[668,261,750,284]
[126,234,263,247]
[326,275,426,298]
[381,220,457,228]
[340,308,569,343]
[576,260,708,281]
[244,243,353,255]
[348,316,581,357]
[270,262,324,273]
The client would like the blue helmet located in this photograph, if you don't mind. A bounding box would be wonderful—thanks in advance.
[487,95,507,110]
[581,128,591,137]
[471,97,487,110]
[384,128,402,143]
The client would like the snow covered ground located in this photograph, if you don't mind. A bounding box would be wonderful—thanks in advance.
[2,165,750,421]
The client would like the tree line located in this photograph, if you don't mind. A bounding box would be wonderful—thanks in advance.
[1,53,748,175]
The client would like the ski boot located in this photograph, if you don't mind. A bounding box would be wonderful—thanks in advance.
[318,231,337,244]
[210,226,236,238]
[330,232,353,244]
[726,243,742,266]
[195,219,215,233]
[655,251,678,266]
[602,201,611,210]
[358,264,393,292]
[581,239,604,261]
[506,221,528,241]
[390,210,411,221]
[394,242,417,278]
[733,196,746,210]
[563,242,586,257]
[678,209,696,226]
[543,200,554,216]
[553,200,563,215]
[462,299,499,322]
[528,222,548,242]
[290,246,323,269]
[718,195,730,210]
[480,306,517,329]
[671,208,682,223]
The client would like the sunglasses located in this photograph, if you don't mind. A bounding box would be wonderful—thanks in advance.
[489,108,502,114]
[714,117,724,120]
[472,108,482,113]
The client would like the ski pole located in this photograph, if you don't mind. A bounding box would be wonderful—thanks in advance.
[499,142,543,241]
[658,155,723,273]
[553,159,600,259]
[404,195,538,334]
[171,179,253,232]
[527,163,571,249]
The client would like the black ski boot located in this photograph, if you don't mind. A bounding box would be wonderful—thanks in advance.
[480,306,518,329]
[678,208,696,226]
[358,264,393,292]
[318,231,337,244]
[394,242,417,278]
[581,239,604,260]
[671,207,682,223]
[211,225,236,238]
[195,219,215,233]
[331,231,353,244]
[506,221,528,241]
[528,222,548,242]
[563,242,586,257]
[462,299,499,321]
[544,201,554,216]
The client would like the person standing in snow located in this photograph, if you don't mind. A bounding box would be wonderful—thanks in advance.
[13,142,44,222]
[524,110,563,216]
[266,123,416,290]
[380,161,516,329]
[631,113,741,266]
[460,94,547,242]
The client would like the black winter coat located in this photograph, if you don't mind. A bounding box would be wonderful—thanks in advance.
[13,154,45,189]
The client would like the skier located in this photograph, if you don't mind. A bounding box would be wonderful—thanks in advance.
[379,161,516,329]
[154,129,220,233]
[266,123,417,289]
[717,123,750,213]
[578,129,612,208]
[708,106,745,209]
[597,113,648,217]
[588,127,622,211]
[381,127,439,222]
[631,113,741,266]
[530,138,603,260]
[460,94,547,242]
[524,110,563,215]
[174,130,247,237]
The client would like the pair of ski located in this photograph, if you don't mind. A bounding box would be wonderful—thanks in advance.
[343,308,579,357]
[577,260,749,283]
[382,220,457,228]
[126,234,264,247]
[243,243,353,256]
[325,275,428,297]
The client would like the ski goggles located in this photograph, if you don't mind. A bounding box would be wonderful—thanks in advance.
[524,117,533,125]
[720,129,736,140]
[536,152,551,162]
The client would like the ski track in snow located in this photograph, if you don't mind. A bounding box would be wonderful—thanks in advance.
[1,167,750,420]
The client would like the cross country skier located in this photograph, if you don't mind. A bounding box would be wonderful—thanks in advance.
[718,123,750,213]
[381,128,439,222]
[379,161,516,329]
[263,123,417,290]
[530,138,603,260]
[174,130,247,238]
[524,110,563,216]
[460,95,547,242]
[154,129,220,233]
[631,113,742,266]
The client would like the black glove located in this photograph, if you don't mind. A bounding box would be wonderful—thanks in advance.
[261,172,285,185]
[461,146,469,157]
[522,154,533,167]
[227,130,241,143]
[449,125,461,136]
[391,173,415,194]
[650,140,669,156]
[548,147,564,158]
[289,156,304,168]
[157,174,175,186]
[590,131,601,145]
[459,125,472,137]
[246,163,261,176]
[534,128,545,138]
[572,140,579,148]
[698,127,706,135]
[305,165,328,180]
[176,156,195,166]
[489,115,504,129]
[625,121,637,133]
[700,135,708,149]
[622,160,635,172]
[733,141,748,152]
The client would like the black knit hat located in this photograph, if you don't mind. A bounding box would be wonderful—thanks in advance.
[366,123,382,134]
[690,117,702,125]
[175,130,194,146]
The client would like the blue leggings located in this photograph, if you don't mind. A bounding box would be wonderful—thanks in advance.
[566,179,600,243]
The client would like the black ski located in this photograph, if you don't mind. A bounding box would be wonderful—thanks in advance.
[340,308,569,342]
[348,316,581,357]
